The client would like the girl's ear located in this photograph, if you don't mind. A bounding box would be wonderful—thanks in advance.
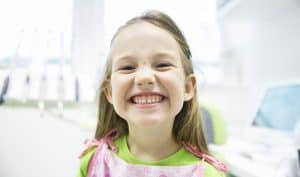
[184,74,196,101]
[103,80,113,104]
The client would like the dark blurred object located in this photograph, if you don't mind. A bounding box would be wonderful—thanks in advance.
[0,75,10,105]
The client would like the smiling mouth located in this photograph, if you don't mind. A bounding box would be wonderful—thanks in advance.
[130,95,165,104]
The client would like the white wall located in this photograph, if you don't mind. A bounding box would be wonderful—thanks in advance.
[199,0,300,135]
[219,0,300,85]
[199,86,262,136]
[71,0,105,77]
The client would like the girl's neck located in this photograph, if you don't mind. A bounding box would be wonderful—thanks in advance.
[127,127,181,161]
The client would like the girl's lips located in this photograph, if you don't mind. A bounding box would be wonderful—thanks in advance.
[129,97,166,109]
[128,92,166,101]
[127,92,167,109]
[130,92,166,98]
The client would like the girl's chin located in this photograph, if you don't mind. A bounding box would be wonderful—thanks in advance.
[128,116,170,128]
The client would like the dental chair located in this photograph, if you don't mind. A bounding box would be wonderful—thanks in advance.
[200,103,230,176]
[200,103,228,145]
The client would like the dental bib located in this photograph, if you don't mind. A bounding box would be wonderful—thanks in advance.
[80,130,227,177]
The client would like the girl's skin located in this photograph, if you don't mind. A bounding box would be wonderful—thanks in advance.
[104,22,196,161]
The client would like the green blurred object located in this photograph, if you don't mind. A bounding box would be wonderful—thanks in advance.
[1,99,86,108]
[200,103,228,145]
[200,103,230,176]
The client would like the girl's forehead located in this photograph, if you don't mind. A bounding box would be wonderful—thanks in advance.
[114,22,172,40]
[109,22,182,60]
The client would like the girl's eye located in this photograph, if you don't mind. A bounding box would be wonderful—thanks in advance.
[120,65,135,70]
[156,63,171,68]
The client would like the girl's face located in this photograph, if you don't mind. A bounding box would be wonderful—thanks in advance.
[105,22,195,130]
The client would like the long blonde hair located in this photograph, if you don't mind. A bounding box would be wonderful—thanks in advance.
[95,10,209,154]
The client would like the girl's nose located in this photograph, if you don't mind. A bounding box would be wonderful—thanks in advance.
[135,67,155,89]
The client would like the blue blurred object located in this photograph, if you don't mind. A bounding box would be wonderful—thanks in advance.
[253,84,300,132]
[75,77,80,102]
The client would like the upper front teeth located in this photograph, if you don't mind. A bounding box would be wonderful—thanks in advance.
[132,95,163,104]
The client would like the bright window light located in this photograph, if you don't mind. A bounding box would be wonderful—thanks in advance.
[0,0,73,60]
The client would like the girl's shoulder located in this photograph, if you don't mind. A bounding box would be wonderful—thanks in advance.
[203,161,226,177]
[77,136,123,177]
[77,147,96,177]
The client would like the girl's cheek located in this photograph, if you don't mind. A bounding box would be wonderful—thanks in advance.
[160,71,185,83]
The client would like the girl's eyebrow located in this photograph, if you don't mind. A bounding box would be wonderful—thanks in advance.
[113,55,136,65]
[152,52,178,59]
[113,51,179,64]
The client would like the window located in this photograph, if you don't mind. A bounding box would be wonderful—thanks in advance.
[0,0,73,101]
[0,0,73,65]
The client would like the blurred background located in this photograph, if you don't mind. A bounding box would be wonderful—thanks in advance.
[0,0,299,177]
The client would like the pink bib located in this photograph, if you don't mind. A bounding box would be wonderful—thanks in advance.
[80,131,227,177]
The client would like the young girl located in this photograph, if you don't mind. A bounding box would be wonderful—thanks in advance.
[77,10,227,177]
